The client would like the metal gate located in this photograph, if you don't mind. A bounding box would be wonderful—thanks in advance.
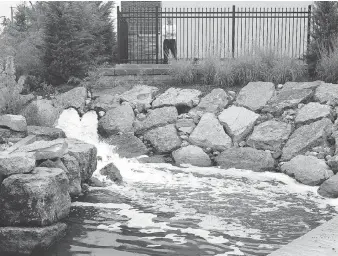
[117,5,311,64]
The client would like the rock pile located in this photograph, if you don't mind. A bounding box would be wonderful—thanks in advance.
[92,81,338,198]
[0,114,97,255]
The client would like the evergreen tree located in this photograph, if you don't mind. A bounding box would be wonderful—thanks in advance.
[306,1,338,77]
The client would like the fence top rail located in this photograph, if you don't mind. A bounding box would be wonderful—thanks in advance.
[120,15,309,19]
[120,10,309,14]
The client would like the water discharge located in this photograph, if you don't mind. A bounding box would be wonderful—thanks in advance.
[50,108,338,256]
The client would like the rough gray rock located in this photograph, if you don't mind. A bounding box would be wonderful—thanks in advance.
[0,152,35,176]
[314,83,338,105]
[281,155,333,186]
[172,145,212,167]
[53,87,87,112]
[99,162,123,184]
[120,84,159,111]
[90,94,120,112]
[98,102,134,136]
[152,87,202,108]
[144,124,182,153]
[0,167,71,226]
[104,133,148,158]
[61,154,81,197]
[263,88,313,115]
[64,138,97,182]
[281,118,333,161]
[0,114,27,132]
[215,147,275,172]
[318,174,338,198]
[327,155,338,173]
[0,223,67,255]
[235,82,276,111]
[16,139,68,160]
[189,113,232,151]
[218,106,259,142]
[27,126,66,141]
[190,88,229,115]
[282,81,322,91]
[176,118,196,134]
[295,102,332,125]
[21,99,61,127]
[247,120,292,151]
[134,106,178,134]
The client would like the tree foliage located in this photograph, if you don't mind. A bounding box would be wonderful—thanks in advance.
[0,1,116,86]
[306,1,338,78]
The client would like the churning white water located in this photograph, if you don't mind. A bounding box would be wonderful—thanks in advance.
[54,108,338,256]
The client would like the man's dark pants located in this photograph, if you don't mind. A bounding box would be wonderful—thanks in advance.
[163,39,177,64]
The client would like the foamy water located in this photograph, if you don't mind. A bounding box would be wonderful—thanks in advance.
[54,108,338,256]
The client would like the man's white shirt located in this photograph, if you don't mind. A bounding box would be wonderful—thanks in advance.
[162,23,176,39]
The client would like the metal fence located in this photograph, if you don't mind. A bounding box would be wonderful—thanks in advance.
[117,5,311,64]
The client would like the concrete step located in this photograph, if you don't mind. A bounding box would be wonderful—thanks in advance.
[268,215,338,256]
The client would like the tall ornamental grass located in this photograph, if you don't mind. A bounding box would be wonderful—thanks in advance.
[169,48,306,87]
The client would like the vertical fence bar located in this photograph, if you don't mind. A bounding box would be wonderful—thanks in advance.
[155,6,159,64]
[117,6,121,63]
[232,5,235,58]
[307,5,312,56]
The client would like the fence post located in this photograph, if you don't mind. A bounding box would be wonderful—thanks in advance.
[155,6,159,64]
[117,6,121,63]
[307,5,312,54]
[232,5,235,58]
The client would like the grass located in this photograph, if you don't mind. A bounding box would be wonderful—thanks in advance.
[168,48,307,88]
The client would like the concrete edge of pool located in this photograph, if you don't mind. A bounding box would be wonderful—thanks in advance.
[268,215,338,256]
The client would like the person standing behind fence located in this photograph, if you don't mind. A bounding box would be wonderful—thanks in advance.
[162,18,177,64]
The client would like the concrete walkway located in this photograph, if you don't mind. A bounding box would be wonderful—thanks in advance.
[269,215,338,256]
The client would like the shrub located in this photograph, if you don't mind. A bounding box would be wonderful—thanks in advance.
[168,59,198,84]
[306,2,338,78]
[316,38,338,83]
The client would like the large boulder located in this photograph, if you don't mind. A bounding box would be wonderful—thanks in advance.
[0,152,35,176]
[0,223,67,255]
[281,118,333,161]
[247,120,292,151]
[64,138,97,182]
[215,147,275,172]
[152,87,202,109]
[281,155,333,186]
[90,94,120,112]
[0,114,27,132]
[144,124,182,153]
[172,145,212,167]
[16,139,68,160]
[218,106,259,142]
[99,162,123,184]
[0,127,26,142]
[263,88,313,115]
[0,167,71,226]
[189,113,232,151]
[190,88,229,115]
[21,99,60,127]
[104,133,148,158]
[98,102,134,137]
[314,83,338,105]
[235,82,276,111]
[134,106,178,134]
[53,87,87,112]
[27,126,66,141]
[120,84,159,111]
[295,102,332,125]
[318,174,338,198]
